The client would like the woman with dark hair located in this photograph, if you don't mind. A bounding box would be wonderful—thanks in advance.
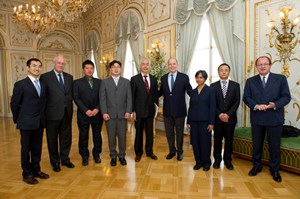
[187,70,216,171]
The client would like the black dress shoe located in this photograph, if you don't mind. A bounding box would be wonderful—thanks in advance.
[23,175,39,185]
[203,166,210,171]
[94,157,101,164]
[248,167,262,176]
[271,171,282,182]
[82,159,89,166]
[62,161,75,168]
[213,162,220,169]
[135,155,142,162]
[166,153,176,160]
[34,171,50,179]
[119,157,127,165]
[193,164,202,170]
[52,163,61,172]
[177,154,183,161]
[111,158,117,166]
[224,161,234,170]
[147,154,158,160]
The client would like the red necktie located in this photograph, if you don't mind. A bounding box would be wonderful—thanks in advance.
[144,75,150,94]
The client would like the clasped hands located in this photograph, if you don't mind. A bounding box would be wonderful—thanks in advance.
[255,102,276,111]
[85,109,99,117]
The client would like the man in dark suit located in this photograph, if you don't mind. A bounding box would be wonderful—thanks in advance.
[131,57,159,162]
[73,60,103,166]
[100,60,132,166]
[159,58,192,161]
[243,56,291,182]
[40,54,74,172]
[10,58,49,185]
[210,63,240,170]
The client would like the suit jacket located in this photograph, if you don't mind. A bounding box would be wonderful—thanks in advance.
[187,85,216,125]
[40,70,73,120]
[210,80,240,124]
[73,77,102,122]
[10,77,46,130]
[243,73,291,126]
[131,74,158,118]
[100,76,132,119]
[159,72,192,118]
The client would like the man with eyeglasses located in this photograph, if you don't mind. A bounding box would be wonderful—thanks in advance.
[40,55,75,172]
[100,60,132,167]
[243,56,291,182]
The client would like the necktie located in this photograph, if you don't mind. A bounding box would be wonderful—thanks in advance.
[88,77,93,88]
[34,79,41,96]
[262,76,266,88]
[144,75,150,94]
[222,80,227,98]
[58,73,65,91]
[170,74,174,90]
[114,77,118,86]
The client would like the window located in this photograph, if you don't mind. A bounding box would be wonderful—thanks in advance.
[90,49,99,78]
[123,41,137,79]
[188,15,223,88]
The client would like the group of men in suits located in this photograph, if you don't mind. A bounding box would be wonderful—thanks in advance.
[10,55,290,185]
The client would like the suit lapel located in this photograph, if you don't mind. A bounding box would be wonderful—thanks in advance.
[140,74,149,94]
[254,75,264,90]
[25,77,39,97]
[51,70,64,93]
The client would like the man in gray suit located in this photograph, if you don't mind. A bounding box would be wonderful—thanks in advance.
[100,60,132,166]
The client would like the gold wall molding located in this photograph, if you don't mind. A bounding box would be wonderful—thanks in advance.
[102,6,114,43]
[248,0,300,128]
[147,0,170,26]
[9,15,33,47]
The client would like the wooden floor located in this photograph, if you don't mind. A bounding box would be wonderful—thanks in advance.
[0,116,299,199]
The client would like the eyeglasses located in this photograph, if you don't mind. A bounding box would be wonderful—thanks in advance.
[257,63,270,67]
[111,66,121,69]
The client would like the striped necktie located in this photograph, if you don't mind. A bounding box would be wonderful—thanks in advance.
[222,80,227,98]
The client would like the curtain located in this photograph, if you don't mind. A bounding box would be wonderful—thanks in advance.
[175,0,244,126]
[207,1,244,126]
[115,10,143,73]
[176,13,203,73]
[85,31,100,76]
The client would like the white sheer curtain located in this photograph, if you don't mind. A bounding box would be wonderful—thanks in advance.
[176,13,203,73]
[207,1,244,126]
[115,10,143,73]
[175,0,244,126]
[85,31,100,77]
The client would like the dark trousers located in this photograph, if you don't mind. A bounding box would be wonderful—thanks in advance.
[134,117,154,156]
[251,125,282,172]
[164,116,185,155]
[20,127,43,177]
[77,118,103,160]
[46,109,72,165]
[190,121,212,167]
[213,123,236,163]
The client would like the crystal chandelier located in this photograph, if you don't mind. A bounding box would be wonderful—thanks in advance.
[13,0,92,34]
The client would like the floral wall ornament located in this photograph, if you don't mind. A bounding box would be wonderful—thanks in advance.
[266,7,300,78]
[147,40,167,87]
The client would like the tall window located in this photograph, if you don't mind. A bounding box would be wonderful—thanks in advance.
[188,15,223,88]
[90,49,99,78]
[123,41,137,80]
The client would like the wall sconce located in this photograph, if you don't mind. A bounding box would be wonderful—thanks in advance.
[267,7,300,77]
[100,56,110,77]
